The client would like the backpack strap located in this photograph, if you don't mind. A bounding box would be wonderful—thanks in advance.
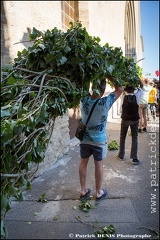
[86,98,100,125]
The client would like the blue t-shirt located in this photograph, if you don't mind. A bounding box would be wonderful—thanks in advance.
[80,92,116,142]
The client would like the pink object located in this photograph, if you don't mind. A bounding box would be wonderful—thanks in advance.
[155,70,159,77]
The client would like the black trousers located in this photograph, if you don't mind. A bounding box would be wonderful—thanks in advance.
[118,120,139,160]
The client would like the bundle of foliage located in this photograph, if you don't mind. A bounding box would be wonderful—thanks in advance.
[12,22,141,89]
[79,200,95,213]
[1,21,141,238]
[108,140,119,150]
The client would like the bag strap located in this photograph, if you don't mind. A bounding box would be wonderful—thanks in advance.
[86,98,100,125]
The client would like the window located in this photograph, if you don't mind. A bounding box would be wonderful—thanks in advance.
[61,1,79,31]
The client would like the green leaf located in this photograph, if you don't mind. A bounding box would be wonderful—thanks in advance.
[37,43,46,50]
[13,124,25,135]
[26,153,32,163]
[29,27,42,40]
[108,140,119,150]
[35,146,45,158]
[17,192,25,201]
[1,109,11,118]
[26,180,32,190]
[59,56,67,65]
[1,220,8,239]
[1,195,10,211]
[7,76,17,85]
[37,194,48,203]
[64,46,71,53]
[53,216,59,221]
[8,186,18,197]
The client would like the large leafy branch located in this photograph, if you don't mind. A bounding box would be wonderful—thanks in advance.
[1,21,142,238]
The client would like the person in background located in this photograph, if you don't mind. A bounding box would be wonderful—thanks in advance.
[79,77,123,201]
[156,84,160,113]
[118,79,143,165]
[138,78,152,132]
[147,82,157,121]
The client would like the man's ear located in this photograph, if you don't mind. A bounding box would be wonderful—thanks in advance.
[100,89,105,97]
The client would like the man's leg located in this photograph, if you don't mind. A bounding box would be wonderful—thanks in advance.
[79,158,89,196]
[138,105,143,130]
[118,120,129,159]
[94,160,104,198]
[130,121,138,159]
[147,104,151,120]
[151,104,156,120]
[143,105,147,128]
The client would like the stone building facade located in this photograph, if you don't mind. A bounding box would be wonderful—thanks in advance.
[1,1,143,175]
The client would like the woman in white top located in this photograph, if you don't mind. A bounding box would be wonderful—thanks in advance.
[138,78,152,132]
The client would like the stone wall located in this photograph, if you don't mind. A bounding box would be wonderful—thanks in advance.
[34,113,71,177]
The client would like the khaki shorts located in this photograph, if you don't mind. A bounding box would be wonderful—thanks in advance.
[139,104,148,110]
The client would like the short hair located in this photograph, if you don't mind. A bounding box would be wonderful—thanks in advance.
[125,89,134,94]
[124,85,135,93]
[143,78,149,84]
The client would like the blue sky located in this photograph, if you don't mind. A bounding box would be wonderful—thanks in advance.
[140,1,159,79]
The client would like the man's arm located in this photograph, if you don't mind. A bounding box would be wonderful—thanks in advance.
[106,73,124,100]
[154,88,158,103]
[113,85,124,100]
[139,78,144,88]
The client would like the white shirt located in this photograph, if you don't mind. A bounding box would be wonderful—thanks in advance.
[139,84,152,104]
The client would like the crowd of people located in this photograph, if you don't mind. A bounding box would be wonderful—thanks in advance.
[118,77,159,166]
[78,77,159,201]
[138,78,159,133]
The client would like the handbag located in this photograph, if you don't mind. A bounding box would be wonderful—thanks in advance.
[75,98,100,141]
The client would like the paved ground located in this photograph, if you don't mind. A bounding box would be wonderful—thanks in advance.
[5,121,159,239]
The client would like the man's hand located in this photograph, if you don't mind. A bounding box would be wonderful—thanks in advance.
[106,73,124,100]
